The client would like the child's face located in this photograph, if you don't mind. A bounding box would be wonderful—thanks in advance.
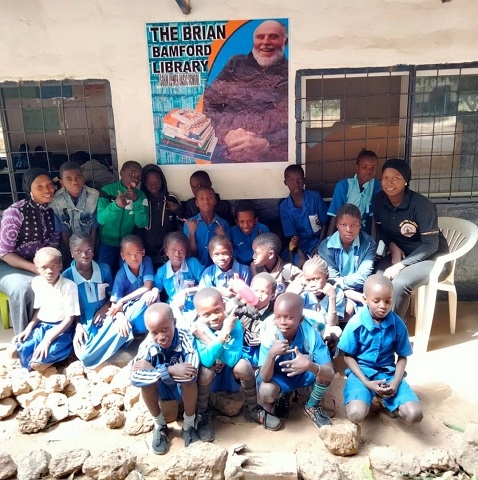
[196,295,226,331]
[251,277,273,310]
[35,254,62,285]
[120,241,145,270]
[364,283,393,320]
[147,313,176,349]
[196,189,216,214]
[165,240,187,269]
[236,211,257,235]
[60,169,84,198]
[252,244,273,267]
[70,240,94,268]
[273,298,302,341]
[356,157,378,186]
[190,176,211,196]
[144,171,162,198]
[336,214,361,247]
[284,171,305,194]
[303,267,328,294]
[210,243,232,271]
[120,165,142,189]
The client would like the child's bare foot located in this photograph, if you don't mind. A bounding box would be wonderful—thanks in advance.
[30,362,52,373]
[5,343,18,359]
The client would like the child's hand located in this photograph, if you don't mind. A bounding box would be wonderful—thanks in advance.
[279,346,310,376]
[124,183,139,202]
[32,339,51,362]
[115,190,128,208]
[214,221,226,236]
[324,331,339,353]
[368,379,394,397]
[107,302,123,317]
[184,218,199,234]
[93,305,109,326]
[73,324,87,350]
[269,333,290,357]
[218,286,235,299]
[13,327,32,344]
[166,200,180,212]
[222,312,236,335]
[132,359,154,371]
[289,236,299,251]
[143,288,159,306]
[114,313,131,337]
[321,283,337,298]
[168,363,198,381]
[383,262,405,280]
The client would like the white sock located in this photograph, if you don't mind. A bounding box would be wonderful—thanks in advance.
[183,413,196,430]
[153,413,166,428]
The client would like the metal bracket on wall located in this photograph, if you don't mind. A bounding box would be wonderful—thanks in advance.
[175,0,191,14]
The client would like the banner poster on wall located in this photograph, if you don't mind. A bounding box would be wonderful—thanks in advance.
[146,18,289,165]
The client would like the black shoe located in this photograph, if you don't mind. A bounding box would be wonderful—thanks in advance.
[376,396,399,418]
[197,410,215,442]
[182,426,200,447]
[151,424,170,455]
[303,404,331,429]
[245,405,282,431]
[274,392,292,419]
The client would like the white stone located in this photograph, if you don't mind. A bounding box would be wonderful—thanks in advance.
[82,448,136,480]
[17,406,52,434]
[0,452,17,480]
[17,449,51,480]
[0,397,18,420]
[49,448,90,478]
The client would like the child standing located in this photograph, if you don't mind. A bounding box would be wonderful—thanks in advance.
[63,233,132,368]
[230,200,270,265]
[339,274,423,424]
[97,161,149,271]
[183,186,230,266]
[131,303,200,454]
[327,149,380,236]
[108,235,158,337]
[258,292,335,426]
[10,247,79,371]
[199,236,252,298]
[280,165,328,259]
[191,288,281,441]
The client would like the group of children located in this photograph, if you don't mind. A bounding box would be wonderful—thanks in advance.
[7,149,423,454]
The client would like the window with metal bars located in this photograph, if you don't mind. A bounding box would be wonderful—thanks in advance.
[0,79,117,209]
[296,63,478,201]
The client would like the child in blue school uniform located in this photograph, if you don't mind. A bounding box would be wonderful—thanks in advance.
[230,200,270,265]
[198,235,252,298]
[191,288,282,442]
[327,149,381,236]
[258,292,335,426]
[183,186,230,266]
[108,235,158,336]
[338,274,423,425]
[63,233,132,368]
[153,231,204,322]
[9,247,79,372]
[279,165,328,264]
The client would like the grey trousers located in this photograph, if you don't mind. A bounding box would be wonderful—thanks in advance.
[0,261,36,334]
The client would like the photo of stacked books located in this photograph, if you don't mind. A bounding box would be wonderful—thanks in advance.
[160,108,217,161]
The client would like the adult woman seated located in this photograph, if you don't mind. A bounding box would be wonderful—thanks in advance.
[0,168,60,334]
[372,158,450,319]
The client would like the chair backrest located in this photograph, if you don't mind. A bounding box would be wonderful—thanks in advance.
[438,216,478,282]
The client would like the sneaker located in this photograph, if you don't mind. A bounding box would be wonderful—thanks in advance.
[274,392,292,419]
[182,426,200,447]
[151,424,170,455]
[197,410,215,442]
[245,405,282,431]
[303,404,332,429]
[376,396,399,419]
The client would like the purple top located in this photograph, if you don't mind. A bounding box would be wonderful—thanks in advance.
[0,199,60,261]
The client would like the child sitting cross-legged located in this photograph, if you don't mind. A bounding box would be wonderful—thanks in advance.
[339,274,423,425]
[130,303,200,455]
[191,287,282,442]
[258,292,335,426]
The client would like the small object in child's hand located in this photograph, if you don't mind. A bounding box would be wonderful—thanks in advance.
[379,382,389,388]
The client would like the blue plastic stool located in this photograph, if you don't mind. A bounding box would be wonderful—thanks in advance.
[0,292,10,329]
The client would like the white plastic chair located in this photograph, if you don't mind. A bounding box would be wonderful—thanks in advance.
[413,217,478,354]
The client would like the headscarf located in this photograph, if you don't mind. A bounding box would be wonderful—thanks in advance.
[22,168,51,194]
[382,158,412,185]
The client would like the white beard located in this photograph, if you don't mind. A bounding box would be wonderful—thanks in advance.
[252,47,284,68]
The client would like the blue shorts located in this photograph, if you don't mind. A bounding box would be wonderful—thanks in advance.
[343,372,419,411]
[211,365,240,393]
[259,367,316,395]
[158,379,196,402]
[242,346,260,368]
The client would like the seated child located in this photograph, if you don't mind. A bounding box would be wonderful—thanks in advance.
[279,165,328,260]
[199,235,252,298]
[154,232,204,322]
[50,161,99,265]
[97,160,149,272]
[183,186,230,267]
[131,303,200,454]
[338,274,423,424]
[327,149,380,236]
[258,292,335,426]
[9,247,79,372]
[63,233,132,368]
[230,200,270,265]
[138,164,183,269]
[108,235,157,336]
[191,288,281,441]
[250,233,303,295]
[319,204,376,320]
[184,170,232,223]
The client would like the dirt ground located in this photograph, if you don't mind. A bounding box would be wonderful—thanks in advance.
[1,302,477,478]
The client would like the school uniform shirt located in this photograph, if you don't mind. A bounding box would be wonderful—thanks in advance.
[327,176,381,234]
[110,256,155,302]
[279,190,328,256]
[373,189,448,265]
[183,213,231,266]
[63,260,112,325]
[338,306,413,378]
[198,260,252,289]
[230,222,270,264]
[251,257,303,295]
[130,328,198,387]
[318,230,376,292]
[301,286,346,319]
